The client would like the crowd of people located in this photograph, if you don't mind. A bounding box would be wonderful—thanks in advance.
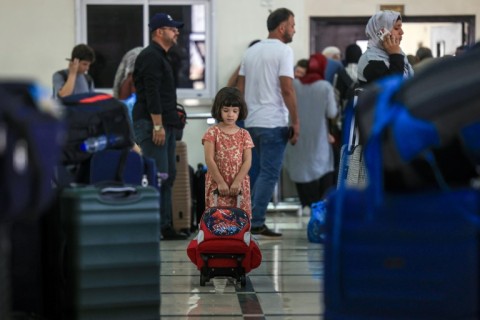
[52,7,475,240]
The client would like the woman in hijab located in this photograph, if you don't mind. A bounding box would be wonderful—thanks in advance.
[284,53,338,213]
[357,10,414,85]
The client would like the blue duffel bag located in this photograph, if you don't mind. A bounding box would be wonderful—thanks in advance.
[356,46,480,190]
[324,75,480,320]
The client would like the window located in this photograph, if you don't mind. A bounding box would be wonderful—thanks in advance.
[77,0,214,99]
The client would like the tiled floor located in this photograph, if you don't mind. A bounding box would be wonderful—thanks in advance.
[160,204,323,319]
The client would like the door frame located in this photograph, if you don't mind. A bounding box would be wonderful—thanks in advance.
[310,15,475,54]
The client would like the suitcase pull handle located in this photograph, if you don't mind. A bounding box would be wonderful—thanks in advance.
[100,186,138,199]
[213,189,242,207]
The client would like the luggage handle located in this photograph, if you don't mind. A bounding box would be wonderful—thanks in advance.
[346,90,362,152]
[213,189,242,208]
[98,185,140,202]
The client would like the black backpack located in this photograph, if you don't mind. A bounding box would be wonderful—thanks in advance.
[60,92,134,165]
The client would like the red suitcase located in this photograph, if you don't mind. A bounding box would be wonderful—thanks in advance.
[186,193,261,287]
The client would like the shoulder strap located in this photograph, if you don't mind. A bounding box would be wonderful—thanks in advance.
[59,69,68,82]
[59,70,93,90]
[115,148,131,182]
[338,68,354,88]
[85,73,94,90]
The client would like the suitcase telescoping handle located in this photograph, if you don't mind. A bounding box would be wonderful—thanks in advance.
[99,185,141,202]
[213,189,242,207]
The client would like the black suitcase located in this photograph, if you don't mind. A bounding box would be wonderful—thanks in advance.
[59,185,160,320]
[172,141,192,233]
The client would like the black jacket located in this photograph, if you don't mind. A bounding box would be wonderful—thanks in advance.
[359,53,405,86]
[132,42,180,127]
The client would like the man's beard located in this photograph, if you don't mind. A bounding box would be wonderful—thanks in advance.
[282,32,293,44]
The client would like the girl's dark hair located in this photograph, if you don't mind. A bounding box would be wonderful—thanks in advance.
[211,87,248,122]
[267,8,294,32]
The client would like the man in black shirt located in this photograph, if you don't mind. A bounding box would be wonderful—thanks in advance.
[133,12,186,240]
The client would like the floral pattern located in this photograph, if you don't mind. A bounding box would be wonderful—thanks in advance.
[202,125,254,217]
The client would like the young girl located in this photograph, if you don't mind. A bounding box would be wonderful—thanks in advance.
[202,87,254,217]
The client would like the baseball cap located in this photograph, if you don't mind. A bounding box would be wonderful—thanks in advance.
[149,13,184,32]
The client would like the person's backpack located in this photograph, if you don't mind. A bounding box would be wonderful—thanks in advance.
[52,70,94,98]
[59,70,94,91]
[60,92,134,165]
[336,68,357,105]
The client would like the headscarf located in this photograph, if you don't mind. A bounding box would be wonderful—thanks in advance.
[112,47,143,98]
[357,10,414,81]
[299,53,327,84]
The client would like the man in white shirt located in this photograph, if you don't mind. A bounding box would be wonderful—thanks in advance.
[237,7,299,237]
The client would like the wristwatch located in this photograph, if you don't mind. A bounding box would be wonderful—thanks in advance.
[154,124,163,131]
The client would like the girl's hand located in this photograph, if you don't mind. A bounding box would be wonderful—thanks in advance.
[217,182,229,197]
[229,181,241,196]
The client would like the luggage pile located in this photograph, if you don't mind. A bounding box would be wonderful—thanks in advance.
[324,46,480,319]
[52,93,162,320]
[0,81,64,319]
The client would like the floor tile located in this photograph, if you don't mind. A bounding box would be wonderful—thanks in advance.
[160,207,323,319]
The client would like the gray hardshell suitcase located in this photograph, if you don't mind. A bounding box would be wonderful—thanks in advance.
[60,185,160,320]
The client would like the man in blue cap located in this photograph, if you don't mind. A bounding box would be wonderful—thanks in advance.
[133,13,187,240]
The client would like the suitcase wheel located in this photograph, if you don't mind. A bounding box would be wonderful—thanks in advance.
[239,275,246,287]
[200,273,207,286]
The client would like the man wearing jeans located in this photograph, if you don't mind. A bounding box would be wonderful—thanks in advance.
[132,13,187,240]
[237,8,300,237]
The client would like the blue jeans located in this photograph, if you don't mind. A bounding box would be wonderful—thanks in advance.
[133,119,177,230]
[247,127,289,228]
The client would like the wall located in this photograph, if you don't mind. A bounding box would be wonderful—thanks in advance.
[0,0,75,87]
[2,0,479,89]
[0,0,479,167]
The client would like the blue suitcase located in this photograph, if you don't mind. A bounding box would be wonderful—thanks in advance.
[89,149,161,190]
[325,187,480,320]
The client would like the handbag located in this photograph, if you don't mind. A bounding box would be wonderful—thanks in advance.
[337,89,367,189]
[324,76,480,319]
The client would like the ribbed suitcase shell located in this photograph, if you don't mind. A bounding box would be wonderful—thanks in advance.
[325,188,480,320]
[172,141,191,232]
[60,186,160,320]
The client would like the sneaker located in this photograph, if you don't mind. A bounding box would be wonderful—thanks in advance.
[251,224,282,237]
[162,227,188,240]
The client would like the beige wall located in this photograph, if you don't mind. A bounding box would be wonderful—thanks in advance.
[0,0,75,87]
[1,0,478,90]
